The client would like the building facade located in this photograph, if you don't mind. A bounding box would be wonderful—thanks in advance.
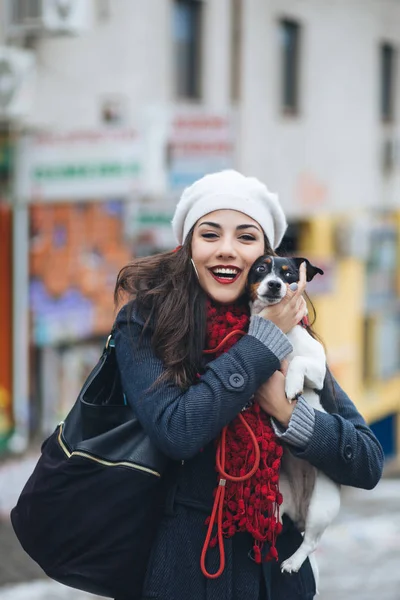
[1,0,400,460]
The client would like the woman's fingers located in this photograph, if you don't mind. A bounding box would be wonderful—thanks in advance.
[296,295,306,312]
[297,261,307,295]
[291,261,307,298]
[295,297,307,322]
[280,359,289,376]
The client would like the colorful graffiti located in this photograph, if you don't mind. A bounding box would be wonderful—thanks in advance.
[29,200,133,346]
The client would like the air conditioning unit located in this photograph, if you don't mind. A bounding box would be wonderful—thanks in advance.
[0,47,36,120]
[6,0,93,37]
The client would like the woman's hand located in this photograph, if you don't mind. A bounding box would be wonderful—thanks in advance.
[254,360,295,426]
[257,262,307,334]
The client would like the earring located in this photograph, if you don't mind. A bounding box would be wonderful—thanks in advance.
[191,258,200,280]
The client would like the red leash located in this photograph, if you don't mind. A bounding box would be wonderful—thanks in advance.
[200,412,261,579]
[200,329,261,579]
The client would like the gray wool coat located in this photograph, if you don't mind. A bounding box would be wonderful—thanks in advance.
[115,303,384,600]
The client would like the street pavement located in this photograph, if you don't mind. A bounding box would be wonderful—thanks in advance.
[0,453,399,599]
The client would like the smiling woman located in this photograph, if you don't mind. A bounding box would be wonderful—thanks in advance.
[190,210,265,304]
[112,169,383,600]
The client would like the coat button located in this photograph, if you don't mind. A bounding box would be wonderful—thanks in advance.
[344,444,353,460]
[229,373,245,388]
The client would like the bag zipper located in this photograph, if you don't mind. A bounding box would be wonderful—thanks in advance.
[57,423,162,477]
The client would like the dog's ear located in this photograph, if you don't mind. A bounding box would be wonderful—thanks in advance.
[292,257,324,282]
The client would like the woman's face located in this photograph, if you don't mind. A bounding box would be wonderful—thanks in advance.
[191,209,266,304]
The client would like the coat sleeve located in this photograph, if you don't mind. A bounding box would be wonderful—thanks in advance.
[289,371,384,489]
[114,305,283,460]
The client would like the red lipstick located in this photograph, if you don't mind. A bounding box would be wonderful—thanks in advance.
[208,265,242,285]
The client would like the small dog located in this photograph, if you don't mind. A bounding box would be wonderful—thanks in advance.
[248,255,341,585]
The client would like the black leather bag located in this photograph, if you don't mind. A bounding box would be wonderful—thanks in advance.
[11,330,170,599]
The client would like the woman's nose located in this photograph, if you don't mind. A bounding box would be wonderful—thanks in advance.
[216,238,236,258]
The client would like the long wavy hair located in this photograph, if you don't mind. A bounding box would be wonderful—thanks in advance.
[114,229,274,388]
[114,228,329,398]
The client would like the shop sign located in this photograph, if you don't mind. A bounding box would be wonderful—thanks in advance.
[15,129,143,202]
[167,111,236,192]
[124,202,176,256]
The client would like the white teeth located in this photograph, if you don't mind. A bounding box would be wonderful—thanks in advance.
[211,268,239,275]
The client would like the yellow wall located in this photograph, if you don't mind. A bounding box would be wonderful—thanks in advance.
[313,259,364,404]
[299,217,363,402]
[299,214,400,430]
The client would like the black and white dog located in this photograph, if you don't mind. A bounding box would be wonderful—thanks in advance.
[248,255,341,584]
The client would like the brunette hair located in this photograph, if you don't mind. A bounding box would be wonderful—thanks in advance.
[114,229,274,389]
[114,229,326,393]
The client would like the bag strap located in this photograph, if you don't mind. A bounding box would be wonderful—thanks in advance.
[104,323,128,406]
[105,323,117,352]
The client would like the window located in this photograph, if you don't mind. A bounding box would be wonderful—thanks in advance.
[230,0,242,102]
[363,312,400,381]
[280,18,301,114]
[380,42,396,122]
[173,0,203,100]
[362,223,400,376]
[8,0,41,24]
[365,224,397,310]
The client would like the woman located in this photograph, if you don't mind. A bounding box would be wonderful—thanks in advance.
[114,170,383,600]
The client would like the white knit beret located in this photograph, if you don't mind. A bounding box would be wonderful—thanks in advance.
[171,170,287,249]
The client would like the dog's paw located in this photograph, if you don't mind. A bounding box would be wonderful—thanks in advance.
[280,555,303,574]
[285,375,304,402]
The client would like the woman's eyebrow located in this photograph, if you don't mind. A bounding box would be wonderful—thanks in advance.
[198,221,260,232]
[236,224,261,232]
[198,221,221,228]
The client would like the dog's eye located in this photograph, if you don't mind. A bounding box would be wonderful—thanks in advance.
[284,272,293,278]
[255,265,266,273]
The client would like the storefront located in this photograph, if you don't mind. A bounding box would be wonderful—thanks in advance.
[14,110,237,440]
[14,128,143,437]
[29,199,134,435]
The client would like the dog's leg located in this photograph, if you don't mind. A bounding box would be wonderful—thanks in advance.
[285,356,326,401]
[285,326,326,400]
[280,472,341,574]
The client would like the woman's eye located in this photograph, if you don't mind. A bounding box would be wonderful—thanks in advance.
[256,265,266,273]
[201,233,218,239]
[239,234,256,241]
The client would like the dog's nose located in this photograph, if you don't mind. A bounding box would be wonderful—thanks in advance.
[268,280,282,292]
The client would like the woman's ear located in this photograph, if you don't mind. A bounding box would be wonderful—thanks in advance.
[292,258,324,282]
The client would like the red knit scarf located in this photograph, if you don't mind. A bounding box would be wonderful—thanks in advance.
[200,298,283,578]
